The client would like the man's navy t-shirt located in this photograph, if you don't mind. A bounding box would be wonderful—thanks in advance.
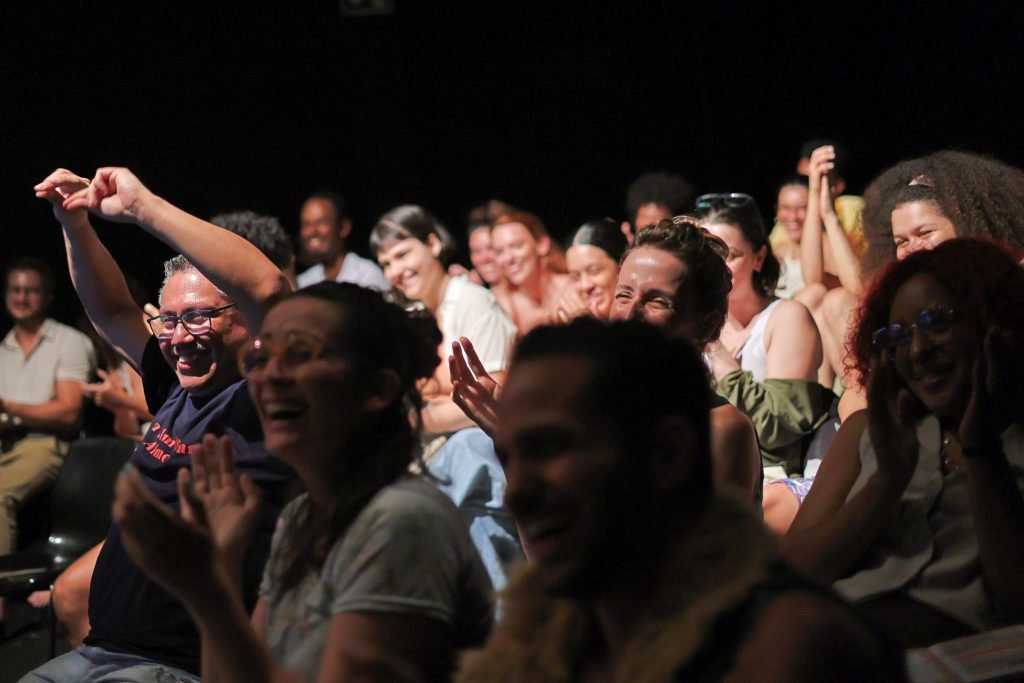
[85,337,292,674]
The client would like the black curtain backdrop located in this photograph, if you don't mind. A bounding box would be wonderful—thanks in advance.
[4,2,1023,329]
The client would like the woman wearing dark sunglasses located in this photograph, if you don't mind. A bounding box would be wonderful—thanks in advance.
[113,282,494,682]
[784,238,1024,648]
[694,194,832,481]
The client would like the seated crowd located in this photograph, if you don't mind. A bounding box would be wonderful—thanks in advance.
[0,143,1021,681]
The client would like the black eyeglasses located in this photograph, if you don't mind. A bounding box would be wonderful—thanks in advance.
[147,303,237,338]
[872,306,957,351]
[695,193,755,210]
[240,331,358,375]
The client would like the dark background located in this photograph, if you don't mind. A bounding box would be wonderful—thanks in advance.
[3,2,1023,328]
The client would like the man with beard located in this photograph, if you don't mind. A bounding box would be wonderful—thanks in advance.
[295,191,390,290]
[457,319,903,682]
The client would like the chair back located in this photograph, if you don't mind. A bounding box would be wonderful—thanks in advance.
[47,437,136,567]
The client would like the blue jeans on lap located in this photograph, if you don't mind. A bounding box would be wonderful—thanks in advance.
[19,645,200,683]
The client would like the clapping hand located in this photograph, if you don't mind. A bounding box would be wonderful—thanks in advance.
[449,337,501,436]
[113,434,262,605]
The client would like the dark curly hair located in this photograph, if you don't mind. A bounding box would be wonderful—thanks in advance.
[209,211,294,271]
[273,282,441,591]
[694,199,780,298]
[624,216,733,347]
[625,172,695,231]
[861,151,1024,275]
[848,238,1024,389]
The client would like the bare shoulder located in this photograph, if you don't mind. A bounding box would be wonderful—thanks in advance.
[768,299,816,330]
[728,591,903,683]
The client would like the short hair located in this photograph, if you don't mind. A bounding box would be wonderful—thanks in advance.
[570,218,629,264]
[511,318,712,494]
[303,190,348,222]
[625,172,695,227]
[625,217,732,346]
[861,150,1024,275]
[848,237,1024,388]
[159,255,226,305]
[777,175,808,195]
[493,210,550,241]
[4,257,54,294]
[209,211,294,270]
[694,198,780,298]
[368,204,457,265]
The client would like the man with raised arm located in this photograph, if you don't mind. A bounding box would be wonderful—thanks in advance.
[25,168,293,682]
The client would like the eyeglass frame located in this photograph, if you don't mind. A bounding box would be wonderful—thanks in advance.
[871,305,958,352]
[147,303,238,338]
[695,192,756,210]
[240,331,361,376]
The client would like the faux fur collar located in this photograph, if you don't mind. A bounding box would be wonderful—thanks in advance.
[456,495,778,683]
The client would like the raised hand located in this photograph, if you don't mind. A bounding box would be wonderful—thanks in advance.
[61,167,155,224]
[807,145,836,196]
[449,337,501,436]
[187,434,263,570]
[866,349,921,487]
[960,326,1018,451]
[113,463,218,605]
[33,168,92,225]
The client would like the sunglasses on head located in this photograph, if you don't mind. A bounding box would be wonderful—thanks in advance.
[695,193,755,210]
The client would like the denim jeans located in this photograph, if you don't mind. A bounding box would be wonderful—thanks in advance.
[20,645,200,683]
[427,428,524,592]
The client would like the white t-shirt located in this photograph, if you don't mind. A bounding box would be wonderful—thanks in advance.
[297,251,391,291]
[438,275,516,374]
[259,476,494,681]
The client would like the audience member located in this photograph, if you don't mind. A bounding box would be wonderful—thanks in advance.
[490,210,569,334]
[861,150,1024,274]
[0,257,94,632]
[369,205,522,589]
[113,282,493,682]
[457,318,903,682]
[769,177,809,299]
[695,195,832,480]
[556,218,628,322]
[27,166,293,681]
[452,218,762,506]
[622,171,694,241]
[370,204,516,437]
[785,238,1024,648]
[295,190,390,291]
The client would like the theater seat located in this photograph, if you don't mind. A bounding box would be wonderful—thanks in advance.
[0,437,135,654]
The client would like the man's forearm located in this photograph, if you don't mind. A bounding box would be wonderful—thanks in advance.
[3,399,82,433]
[133,195,290,329]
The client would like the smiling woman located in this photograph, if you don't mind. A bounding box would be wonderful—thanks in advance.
[785,238,1024,648]
[370,205,516,437]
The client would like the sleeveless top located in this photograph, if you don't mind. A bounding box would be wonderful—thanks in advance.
[738,298,783,383]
